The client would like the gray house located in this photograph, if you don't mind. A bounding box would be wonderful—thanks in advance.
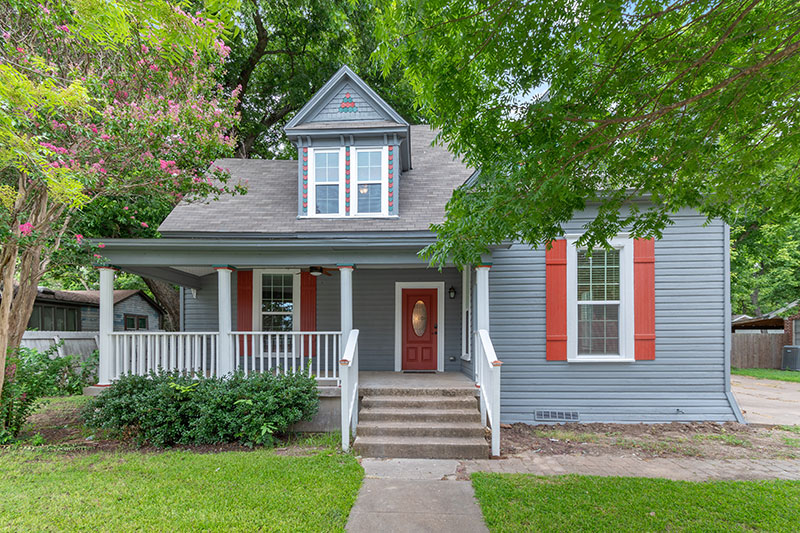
[96,66,743,458]
[27,287,163,332]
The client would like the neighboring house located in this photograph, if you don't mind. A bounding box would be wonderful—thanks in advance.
[96,66,743,456]
[27,287,163,332]
[732,302,800,343]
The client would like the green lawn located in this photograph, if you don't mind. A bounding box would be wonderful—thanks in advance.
[472,473,800,532]
[732,368,800,383]
[0,448,363,532]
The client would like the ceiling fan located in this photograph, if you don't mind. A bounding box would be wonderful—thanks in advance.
[304,266,335,277]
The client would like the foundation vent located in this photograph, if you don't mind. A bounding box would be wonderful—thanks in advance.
[534,410,579,423]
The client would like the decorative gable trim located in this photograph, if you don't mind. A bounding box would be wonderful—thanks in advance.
[284,65,409,130]
[339,92,358,113]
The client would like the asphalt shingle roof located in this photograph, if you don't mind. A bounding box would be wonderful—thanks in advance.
[158,126,470,235]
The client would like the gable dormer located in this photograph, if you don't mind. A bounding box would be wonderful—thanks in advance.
[284,66,410,218]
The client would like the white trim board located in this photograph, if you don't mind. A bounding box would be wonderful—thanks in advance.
[394,281,445,372]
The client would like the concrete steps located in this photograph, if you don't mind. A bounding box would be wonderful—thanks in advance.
[353,387,489,459]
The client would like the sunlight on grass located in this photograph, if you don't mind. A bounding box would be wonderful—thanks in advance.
[732,368,800,383]
[472,474,800,532]
[0,448,362,532]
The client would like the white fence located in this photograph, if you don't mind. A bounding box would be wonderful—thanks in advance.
[21,331,99,360]
[109,332,219,379]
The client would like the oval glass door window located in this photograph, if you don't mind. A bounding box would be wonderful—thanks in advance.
[412,300,427,336]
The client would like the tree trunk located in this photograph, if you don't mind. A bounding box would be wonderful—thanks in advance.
[143,277,180,331]
[0,242,20,397]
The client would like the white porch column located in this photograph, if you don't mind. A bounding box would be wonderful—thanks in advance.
[215,266,235,376]
[475,264,491,332]
[97,266,117,385]
[338,265,354,339]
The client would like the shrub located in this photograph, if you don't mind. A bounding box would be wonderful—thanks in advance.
[82,371,319,447]
[0,351,55,443]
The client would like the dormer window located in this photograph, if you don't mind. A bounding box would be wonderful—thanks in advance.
[356,150,383,214]
[306,146,391,218]
[314,151,340,215]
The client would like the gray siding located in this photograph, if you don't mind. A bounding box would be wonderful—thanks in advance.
[488,209,736,423]
[182,268,463,372]
[308,83,383,123]
[81,295,162,331]
[182,273,239,332]
[317,268,463,372]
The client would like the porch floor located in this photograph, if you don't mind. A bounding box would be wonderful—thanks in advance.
[359,371,477,394]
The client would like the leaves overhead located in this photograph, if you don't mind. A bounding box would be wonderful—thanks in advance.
[377,0,800,265]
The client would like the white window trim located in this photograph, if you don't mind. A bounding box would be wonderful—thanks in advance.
[251,269,301,332]
[304,146,393,218]
[461,267,471,361]
[394,282,445,372]
[566,235,634,363]
[353,146,389,217]
[307,147,345,217]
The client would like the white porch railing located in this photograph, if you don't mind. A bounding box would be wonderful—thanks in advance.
[476,329,502,457]
[229,331,342,381]
[109,332,219,380]
[339,329,360,452]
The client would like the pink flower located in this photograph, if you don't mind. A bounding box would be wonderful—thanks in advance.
[98,243,106,249]
[75,234,83,244]
[2,32,10,40]
[108,79,114,86]
[141,222,149,228]
[93,254,101,259]
[18,222,33,236]
[149,64,158,71]
[213,121,220,128]
[100,134,111,140]
[123,206,129,210]
[16,47,23,53]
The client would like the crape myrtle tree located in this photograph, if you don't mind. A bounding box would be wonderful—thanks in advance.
[376,0,800,265]
[0,0,246,395]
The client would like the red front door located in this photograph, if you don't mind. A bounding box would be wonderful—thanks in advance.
[402,288,438,371]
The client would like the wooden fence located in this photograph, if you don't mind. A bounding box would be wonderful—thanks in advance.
[731,333,785,369]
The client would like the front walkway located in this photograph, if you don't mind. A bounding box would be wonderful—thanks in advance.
[732,374,800,425]
[347,459,488,533]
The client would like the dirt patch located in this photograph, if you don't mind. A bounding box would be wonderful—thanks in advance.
[6,397,325,456]
[503,422,800,460]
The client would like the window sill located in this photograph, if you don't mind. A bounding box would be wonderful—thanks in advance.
[567,355,635,363]
[297,215,400,220]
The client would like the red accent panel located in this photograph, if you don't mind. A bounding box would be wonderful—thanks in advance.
[237,270,253,355]
[546,240,568,361]
[300,272,317,356]
[634,238,656,360]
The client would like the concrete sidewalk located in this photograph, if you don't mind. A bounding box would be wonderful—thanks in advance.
[732,374,800,425]
[346,459,488,533]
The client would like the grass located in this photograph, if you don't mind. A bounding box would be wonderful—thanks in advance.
[779,425,800,435]
[612,437,703,457]
[732,368,800,383]
[0,447,362,532]
[692,433,751,447]
[532,427,600,443]
[472,473,800,532]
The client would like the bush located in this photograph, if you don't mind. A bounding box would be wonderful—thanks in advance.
[13,344,98,397]
[1,350,54,443]
[82,371,320,447]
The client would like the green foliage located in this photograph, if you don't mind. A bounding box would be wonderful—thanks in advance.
[222,0,421,158]
[377,0,800,264]
[0,345,98,441]
[472,473,800,532]
[731,216,800,316]
[82,371,320,447]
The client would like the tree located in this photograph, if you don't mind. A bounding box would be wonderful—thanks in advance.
[377,0,800,265]
[731,216,800,317]
[224,0,421,159]
[0,0,245,396]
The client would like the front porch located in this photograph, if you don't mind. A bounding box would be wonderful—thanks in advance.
[94,241,501,455]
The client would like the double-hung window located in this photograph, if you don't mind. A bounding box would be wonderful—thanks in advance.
[356,149,383,214]
[313,151,340,215]
[566,236,634,362]
[255,272,298,332]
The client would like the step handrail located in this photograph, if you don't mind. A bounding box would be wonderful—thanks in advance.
[339,329,360,452]
[476,329,502,456]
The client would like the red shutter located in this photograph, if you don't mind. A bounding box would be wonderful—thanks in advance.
[546,239,568,361]
[634,238,656,360]
[300,272,317,355]
[236,270,253,356]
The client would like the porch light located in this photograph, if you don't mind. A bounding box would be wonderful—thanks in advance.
[449,286,456,299]
[309,266,324,277]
